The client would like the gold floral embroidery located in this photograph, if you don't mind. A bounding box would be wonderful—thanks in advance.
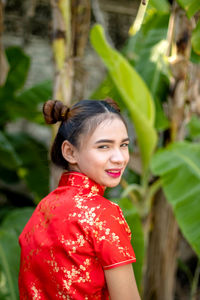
[60,233,86,256]
[31,284,42,300]
[55,258,92,298]
[46,249,60,273]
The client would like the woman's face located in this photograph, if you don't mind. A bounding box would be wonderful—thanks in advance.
[72,117,130,188]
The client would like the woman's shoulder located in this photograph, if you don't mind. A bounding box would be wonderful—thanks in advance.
[85,194,122,216]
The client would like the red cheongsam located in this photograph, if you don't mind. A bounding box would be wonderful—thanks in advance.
[19,172,136,300]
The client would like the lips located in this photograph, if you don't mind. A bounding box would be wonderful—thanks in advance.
[105,169,122,178]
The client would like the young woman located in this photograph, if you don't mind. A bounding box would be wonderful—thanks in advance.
[18,99,141,300]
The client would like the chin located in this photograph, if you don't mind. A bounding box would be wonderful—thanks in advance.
[104,180,121,188]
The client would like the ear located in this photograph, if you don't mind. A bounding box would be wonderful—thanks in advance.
[61,140,78,165]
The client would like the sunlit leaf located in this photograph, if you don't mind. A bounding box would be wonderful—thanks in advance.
[151,141,200,257]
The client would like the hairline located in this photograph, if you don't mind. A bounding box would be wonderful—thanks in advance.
[76,112,126,149]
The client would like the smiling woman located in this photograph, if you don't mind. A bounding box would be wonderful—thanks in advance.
[18,98,141,300]
[62,117,129,187]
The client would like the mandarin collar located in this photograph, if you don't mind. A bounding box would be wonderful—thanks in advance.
[58,172,105,196]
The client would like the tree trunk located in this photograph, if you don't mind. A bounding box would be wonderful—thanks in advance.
[143,190,179,300]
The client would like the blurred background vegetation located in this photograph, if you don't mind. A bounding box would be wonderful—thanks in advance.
[0,0,200,299]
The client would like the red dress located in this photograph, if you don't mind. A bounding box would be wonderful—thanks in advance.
[19,172,136,299]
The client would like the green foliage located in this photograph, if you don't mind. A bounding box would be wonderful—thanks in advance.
[0,47,52,127]
[124,13,170,130]
[0,208,34,300]
[187,115,200,139]
[14,80,52,124]
[0,229,19,300]
[176,0,200,59]
[149,0,170,12]
[4,47,30,92]
[192,19,200,55]
[0,131,21,170]
[92,12,170,132]
[91,74,124,109]
[116,197,144,289]
[176,0,200,19]
[90,24,157,173]
[90,4,200,296]
[6,132,50,201]
[0,45,52,298]
[151,141,200,257]
[0,46,52,199]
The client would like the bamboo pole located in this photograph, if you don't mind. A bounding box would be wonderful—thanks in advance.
[49,0,91,189]
[50,0,73,106]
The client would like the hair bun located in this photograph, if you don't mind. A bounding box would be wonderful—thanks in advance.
[43,100,69,124]
[104,97,120,112]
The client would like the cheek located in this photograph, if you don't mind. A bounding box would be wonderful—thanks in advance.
[79,151,104,168]
[125,150,130,164]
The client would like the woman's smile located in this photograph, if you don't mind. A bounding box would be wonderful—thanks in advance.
[105,169,122,178]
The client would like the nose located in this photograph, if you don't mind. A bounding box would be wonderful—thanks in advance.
[110,148,126,164]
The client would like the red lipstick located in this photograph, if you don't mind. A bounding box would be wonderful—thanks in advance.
[106,169,122,178]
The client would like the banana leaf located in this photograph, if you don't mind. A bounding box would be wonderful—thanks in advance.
[151,141,200,257]
[90,24,157,173]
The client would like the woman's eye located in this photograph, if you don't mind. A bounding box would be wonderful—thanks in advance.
[121,143,129,148]
[98,145,109,149]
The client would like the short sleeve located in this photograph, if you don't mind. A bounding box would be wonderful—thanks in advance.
[91,203,136,270]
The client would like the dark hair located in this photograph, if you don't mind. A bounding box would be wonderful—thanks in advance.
[43,98,127,169]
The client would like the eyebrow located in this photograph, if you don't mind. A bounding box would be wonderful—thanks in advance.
[95,138,130,144]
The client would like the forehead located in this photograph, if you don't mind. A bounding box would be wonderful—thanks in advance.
[86,117,128,143]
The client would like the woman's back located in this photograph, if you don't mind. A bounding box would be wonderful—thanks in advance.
[19,172,135,299]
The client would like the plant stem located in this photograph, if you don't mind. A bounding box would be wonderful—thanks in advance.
[143,178,162,216]
[129,0,149,36]
[0,243,16,300]
[120,179,139,206]
[148,178,162,203]
[121,183,142,198]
